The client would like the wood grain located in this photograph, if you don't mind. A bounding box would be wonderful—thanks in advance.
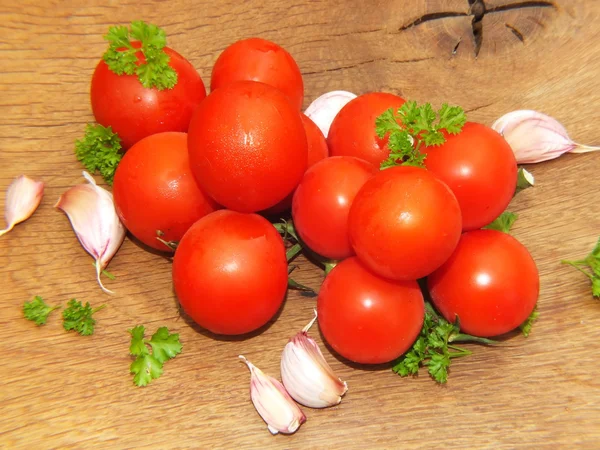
[1,1,600,448]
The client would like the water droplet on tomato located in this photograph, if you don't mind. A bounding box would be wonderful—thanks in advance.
[134,96,142,103]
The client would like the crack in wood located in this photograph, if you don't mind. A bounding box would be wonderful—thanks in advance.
[399,0,556,57]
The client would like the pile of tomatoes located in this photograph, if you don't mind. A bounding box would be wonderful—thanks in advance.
[90,34,540,366]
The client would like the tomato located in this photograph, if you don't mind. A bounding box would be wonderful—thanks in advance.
[112,132,219,251]
[187,80,308,213]
[317,257,424,364]
[423,122,518,231]
[428,229,539,338]
[264,113,329,216]
[327,92,405,166]
[91,43,206,149]
[348,166,462,281]
[292,156,377,260]
[172,210,288,335]
[211,37,304,109]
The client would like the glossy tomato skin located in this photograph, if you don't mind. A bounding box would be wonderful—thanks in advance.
[327,92,405,166]
[428,229,539,338]
[263,113,329,216]
[187,80,308,213]
[317,257,424,364]
[211,37,304,109]
[172,210,288,335]
[91,44,206,149]
[113,132,219,251]
[348,166,462,281]
[292,156,378,260]
[423,122,518,231]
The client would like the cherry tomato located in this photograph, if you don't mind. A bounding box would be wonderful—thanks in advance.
[327,92,405,166]
[211,38,304,109]
[317,257,424,364]
[188,81,307,213]
[428,229,539,338]
[113,132,219,251]
[423,122,517,231]
[348,166,462,281]
[264,113,330,216]
[292,156,378,260]
[91,43,206,149]
[172,210,288,335]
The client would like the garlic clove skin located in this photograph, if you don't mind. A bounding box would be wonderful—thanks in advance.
[304,90,357,137]
[0,175,44,237]
[281,312,348,408]
[55,171,125,294]
[239,355,306,435]
[492,110,600,164]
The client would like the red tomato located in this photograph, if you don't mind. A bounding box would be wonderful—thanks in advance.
[348,166,462,281]
[317,257,424,364]
[292,156,378,260]
[91,43,206,149]
[423,122,517,231]
[187,81,308,213]
[172,210,288,335]
[327,92,405,166]
[211,37,304,109]
[264,113,329,216]
[428,229,539,337]
[113,132,219,251]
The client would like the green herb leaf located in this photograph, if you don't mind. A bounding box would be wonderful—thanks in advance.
[103,20,177,90]
[376,101,466,169]
[483,211,518,234]
[519,305,539,337]
[75,124,122,185]
[562,237,600,299]
[23,296,60,326]
[129,325,181,386]
[62,299,106,336]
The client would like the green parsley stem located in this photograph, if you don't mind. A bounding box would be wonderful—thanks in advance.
[561,260,593,280]
[449,333,498,345]
[91,262,116,280]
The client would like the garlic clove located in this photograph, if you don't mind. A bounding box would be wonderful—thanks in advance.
[304,90,357,137]
[239,355,306,435]
[492,110,600,164]
[0,175,44,237]
[55,171,125,294]
[281,311,348,408]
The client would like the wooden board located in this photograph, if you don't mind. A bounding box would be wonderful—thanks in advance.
[1,1,599,448]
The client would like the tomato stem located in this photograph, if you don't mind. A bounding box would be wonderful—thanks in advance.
[286,243,303,262]
[449,333,498,345]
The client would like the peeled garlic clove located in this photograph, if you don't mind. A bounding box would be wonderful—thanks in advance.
[0,175,44,237]
[55,171,125,294]
[492,110,600,164]
[239,355,306,435]
[281,311,348,408]
[304,90,357,137]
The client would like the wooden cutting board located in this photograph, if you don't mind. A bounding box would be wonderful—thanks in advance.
[1,1,599,448]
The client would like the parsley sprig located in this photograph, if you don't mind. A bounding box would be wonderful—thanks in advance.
[75,124,122,185]
[393,303,496,384]
[129,325,182,386]
[562,237,600,298]
[23,296,61,326]
[62,299,106,336]
[103,21,178,90]
[376,101,466,169]
[519,305,539,337]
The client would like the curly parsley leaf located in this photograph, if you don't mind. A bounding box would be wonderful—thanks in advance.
[62,299,106,336]
[519,305,539,337]
[483,211,518,234]
[23,296,60,326]
[75,124,122,185]
[562,237,600,299]
[103,20,177,90]
[129,325,182,386]
[377,101,466,169]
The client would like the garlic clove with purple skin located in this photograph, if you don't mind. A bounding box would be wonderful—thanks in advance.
[492,110,600,164]
[239,355,306,435]
[0,175,44,237]
[281,311,348,408]
[55,171,125,294]
[304,90,357,137]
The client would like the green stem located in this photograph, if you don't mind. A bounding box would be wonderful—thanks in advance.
[448,349,472,358]
[288,278,316,296]
[286,243,303,262]
[92,304,107,314]
[561,260,593,280]
[515,167,535,194]
[449,333,498,345]
[324,261,337,275]
[91,262,116,280]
